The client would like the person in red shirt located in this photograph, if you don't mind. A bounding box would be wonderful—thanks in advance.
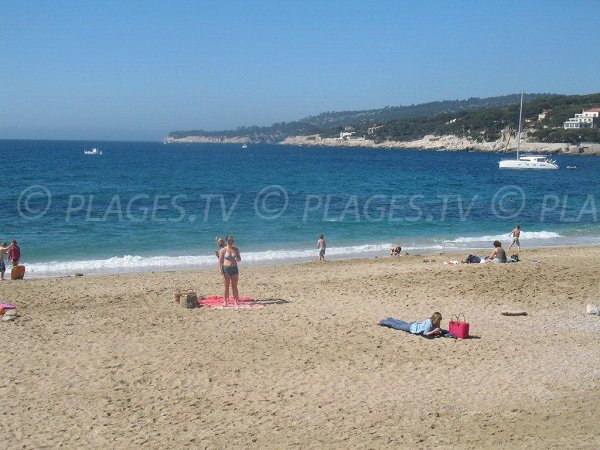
[8,240,20,267]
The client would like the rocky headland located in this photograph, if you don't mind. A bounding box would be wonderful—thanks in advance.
[165,133,600,155]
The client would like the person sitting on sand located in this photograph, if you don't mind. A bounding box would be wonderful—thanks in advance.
[378,312,443,337]
[218,234,241,307]
[390,245,401,257]
[508,224,521,252]
[489,240,507,263]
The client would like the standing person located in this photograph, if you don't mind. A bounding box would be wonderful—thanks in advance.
[8,240,20,267]
[214,237,226,257]
[218,235,241,307]
[214,237,228,296]
[317,234,327,261]
[0,242,8,280]
[508,224,521,252]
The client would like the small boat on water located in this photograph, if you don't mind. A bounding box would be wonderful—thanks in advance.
[241,144,248,149]
[84,147,102,155]
[498,93,558,170]
[566,165,577,169]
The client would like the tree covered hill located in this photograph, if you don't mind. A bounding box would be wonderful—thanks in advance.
[167,92,600,144]
[366,93,600,143]
[299,94,548,128]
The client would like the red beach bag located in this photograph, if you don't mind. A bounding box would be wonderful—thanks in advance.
[449,313,470,339]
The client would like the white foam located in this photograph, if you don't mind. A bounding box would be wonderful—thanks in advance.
[22,231,600,278]
[447,231,561,244]
[25,243,394,278]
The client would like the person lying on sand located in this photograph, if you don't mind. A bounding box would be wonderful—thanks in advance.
[378,312,443,337]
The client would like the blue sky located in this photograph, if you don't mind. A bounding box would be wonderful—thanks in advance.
[1,0,599,141]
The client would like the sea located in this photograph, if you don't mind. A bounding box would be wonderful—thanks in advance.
[1,139,600,278]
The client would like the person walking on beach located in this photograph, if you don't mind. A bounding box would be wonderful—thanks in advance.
[508,224,521,252]
[218,234,241,307]
[7,240,20,267]
[317,234,327,261]
[0,242,8,280]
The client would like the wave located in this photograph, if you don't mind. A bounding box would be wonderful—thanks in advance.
[446,231,561,244]
[23,230,600,278]
[25,243,393,278]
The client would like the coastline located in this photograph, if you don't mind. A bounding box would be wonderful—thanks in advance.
[2,245,599,447]
[164,134,600,155]
[21,235,600,279]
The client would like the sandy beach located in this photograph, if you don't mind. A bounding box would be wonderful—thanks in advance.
[1,246,599,448]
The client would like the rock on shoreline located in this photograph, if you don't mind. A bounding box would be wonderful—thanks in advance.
[164,134,600,155]
[280,134,600,154]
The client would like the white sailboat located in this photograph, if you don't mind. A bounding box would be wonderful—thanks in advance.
[498,93,558,170]
[83,147,102,155]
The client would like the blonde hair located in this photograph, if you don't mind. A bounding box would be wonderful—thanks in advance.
[431,312,442,326]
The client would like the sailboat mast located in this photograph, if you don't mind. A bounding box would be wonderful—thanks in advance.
[516,92,523,159]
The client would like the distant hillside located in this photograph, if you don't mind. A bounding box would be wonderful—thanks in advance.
[299,94,549,128]
[167,94,548,141]
[166,93,600,144]
[367,93,600,143]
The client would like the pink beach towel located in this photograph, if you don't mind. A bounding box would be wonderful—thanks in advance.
[197,296,264,309]
[1,303,16,309]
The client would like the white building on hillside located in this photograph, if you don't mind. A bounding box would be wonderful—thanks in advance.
[563,108,600,129]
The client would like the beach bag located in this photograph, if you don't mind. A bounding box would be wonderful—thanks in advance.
[465,255,480,264]
[11,265,25,280]
[449,313,470,339]
[175,290,198,309]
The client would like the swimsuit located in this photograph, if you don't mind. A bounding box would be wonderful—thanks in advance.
[318,241,326,256]
[222,265,239,277]
[222,249,239,276]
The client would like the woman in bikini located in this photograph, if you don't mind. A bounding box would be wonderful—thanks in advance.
[218,234,241,306]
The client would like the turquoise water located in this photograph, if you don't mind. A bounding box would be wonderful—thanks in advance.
[1,139,600,277]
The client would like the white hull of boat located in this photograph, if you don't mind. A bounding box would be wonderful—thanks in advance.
[499,158,558,170]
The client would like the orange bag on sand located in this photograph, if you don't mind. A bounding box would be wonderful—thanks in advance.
[11,265,25,280]
[0,306,4,316]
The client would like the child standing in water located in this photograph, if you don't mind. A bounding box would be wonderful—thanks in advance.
[508,224,521,252]
[317,234,327,261]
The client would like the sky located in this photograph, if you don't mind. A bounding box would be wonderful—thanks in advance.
[1,0,599,141]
